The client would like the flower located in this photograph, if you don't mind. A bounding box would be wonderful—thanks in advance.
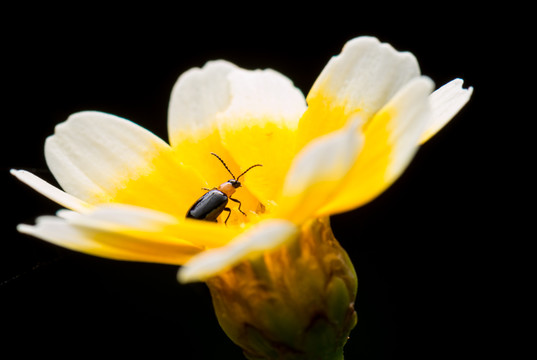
[12,36,472,358]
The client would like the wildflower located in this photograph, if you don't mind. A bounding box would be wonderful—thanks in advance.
[12,36,472,359]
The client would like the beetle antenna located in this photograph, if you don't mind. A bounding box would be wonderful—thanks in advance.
[210,152,235,179]
[237,164,262,181]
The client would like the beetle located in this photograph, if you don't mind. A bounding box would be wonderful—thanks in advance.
[186,152,262,225]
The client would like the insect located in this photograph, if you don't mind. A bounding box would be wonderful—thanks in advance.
[186,153,262,225]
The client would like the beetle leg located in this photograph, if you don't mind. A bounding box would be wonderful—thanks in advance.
[223,207,232,225]
[229,197,246,216]
[201,187,215,191]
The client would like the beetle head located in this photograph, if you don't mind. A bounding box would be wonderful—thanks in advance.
[229,179,241,188]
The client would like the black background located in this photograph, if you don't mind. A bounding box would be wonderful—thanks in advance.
[1,4,516,359]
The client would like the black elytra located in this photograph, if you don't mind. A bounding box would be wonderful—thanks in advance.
[186,153,262,225]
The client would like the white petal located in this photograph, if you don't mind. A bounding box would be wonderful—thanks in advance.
[56,204,178,232]
[168,61,306,146]
[17,217,194,264]
[178,219,298,283]
[168,60,238,146]
[307,36,420,121]
[420,78,473,143]
[17,204,206,265]
[44,111,176,204]
[10,169,91,212]
[17,217,109,254]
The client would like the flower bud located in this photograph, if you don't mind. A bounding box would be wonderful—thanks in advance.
[206,217,357,359]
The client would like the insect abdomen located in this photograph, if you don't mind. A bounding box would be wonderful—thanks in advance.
[186,190,228,222]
